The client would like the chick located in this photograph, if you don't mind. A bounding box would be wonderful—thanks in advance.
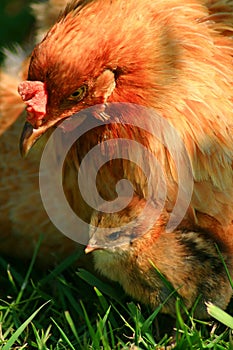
[85,197,233,319]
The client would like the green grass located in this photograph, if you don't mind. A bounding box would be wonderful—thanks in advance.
[0,241,232,349]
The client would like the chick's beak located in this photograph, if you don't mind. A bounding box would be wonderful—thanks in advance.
[85,243,104,254]
[85,245,97,254]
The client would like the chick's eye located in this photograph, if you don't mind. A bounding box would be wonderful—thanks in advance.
[68,85,87,101]
[108,231,121,241]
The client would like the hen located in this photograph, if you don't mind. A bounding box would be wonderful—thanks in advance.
[2,0,233,315]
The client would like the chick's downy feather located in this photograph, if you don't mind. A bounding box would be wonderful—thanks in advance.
[87,197,233,318]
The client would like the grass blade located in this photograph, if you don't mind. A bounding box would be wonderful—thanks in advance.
[206,302,233,329]
[51,317,76,350]
[2,301,50,350]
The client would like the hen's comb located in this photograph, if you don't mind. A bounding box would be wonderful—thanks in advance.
[18,81,47,128]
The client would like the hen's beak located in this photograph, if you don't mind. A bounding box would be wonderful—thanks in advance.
[20,116,67,157]
[20,122,46,157]
[20,113,88,157]
[20,119,59,157]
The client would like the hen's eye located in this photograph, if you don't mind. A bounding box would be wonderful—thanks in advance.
[68,85,87,101]
[108,231,121,241]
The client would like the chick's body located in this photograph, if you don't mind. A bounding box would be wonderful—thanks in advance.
[88,198,233,318]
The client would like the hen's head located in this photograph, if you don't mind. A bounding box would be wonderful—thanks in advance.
[18,0,187,155]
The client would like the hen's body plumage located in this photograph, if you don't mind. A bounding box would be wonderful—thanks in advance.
[1,0,233,313]
[0,0,80,265]
[0,113,81,265]
[20,0,233,242]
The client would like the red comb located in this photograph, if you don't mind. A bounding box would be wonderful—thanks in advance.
[18,81,48,127]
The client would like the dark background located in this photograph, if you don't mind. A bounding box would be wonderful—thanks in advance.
[0,0,34,64]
